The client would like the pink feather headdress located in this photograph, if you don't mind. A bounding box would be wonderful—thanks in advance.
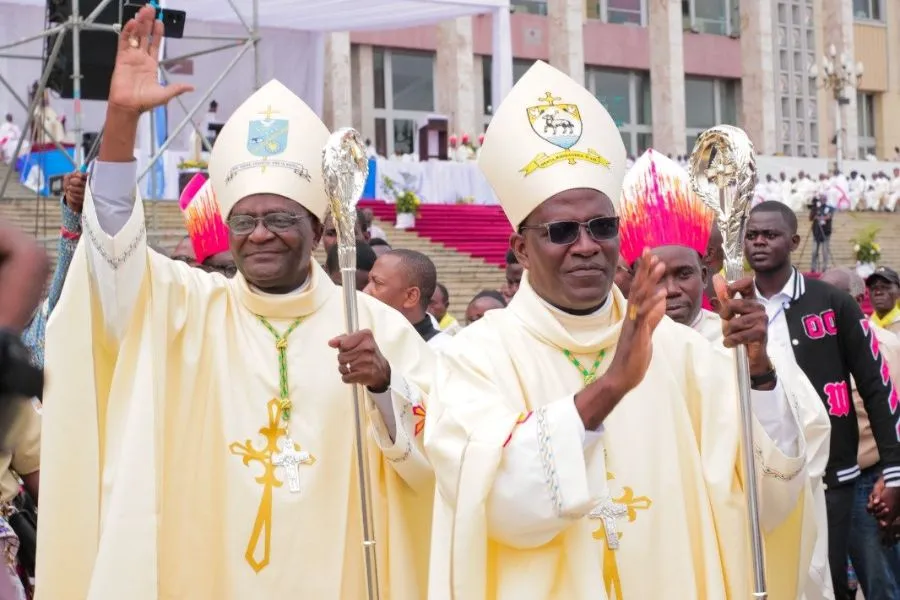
[179,173,230,264]
[618,149,715,266]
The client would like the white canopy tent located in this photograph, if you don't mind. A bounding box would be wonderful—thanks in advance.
[0,0,512,135]
[0,0,512,197]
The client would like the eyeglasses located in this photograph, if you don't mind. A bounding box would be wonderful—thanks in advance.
[519,217,620,245]
[227,212,306,236]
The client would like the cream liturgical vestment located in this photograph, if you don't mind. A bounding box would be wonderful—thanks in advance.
[425,60,808,599]
[426,278,808,600]
[36,81,435,600]
[693,309,833,600]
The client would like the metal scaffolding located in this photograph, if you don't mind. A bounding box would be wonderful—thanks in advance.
[0,0,261,203]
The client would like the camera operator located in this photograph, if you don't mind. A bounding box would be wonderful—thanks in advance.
[0,220,47,600]
[809,194,834,273]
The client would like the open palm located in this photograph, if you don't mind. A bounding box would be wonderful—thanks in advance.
[108,5,192,114]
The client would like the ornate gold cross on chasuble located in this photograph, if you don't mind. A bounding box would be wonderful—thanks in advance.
[229,399,316,572]
[590,466,652,598]
[229,316,315,573]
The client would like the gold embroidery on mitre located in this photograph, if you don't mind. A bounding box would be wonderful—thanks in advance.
[521,91,611,175]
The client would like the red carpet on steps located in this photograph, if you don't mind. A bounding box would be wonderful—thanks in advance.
[359,200,512,267]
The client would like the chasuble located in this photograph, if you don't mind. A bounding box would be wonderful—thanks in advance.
[693,309,833,599]
[36,174,435,599]
[425,276,808,600]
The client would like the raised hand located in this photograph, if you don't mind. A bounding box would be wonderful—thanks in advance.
[608,248,667,392]
[575,249,665,430]
[108,5,192,115]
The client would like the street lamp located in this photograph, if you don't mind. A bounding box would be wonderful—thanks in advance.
[808,44,863,173]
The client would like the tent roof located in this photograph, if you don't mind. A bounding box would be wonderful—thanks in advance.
[5,0,508,31]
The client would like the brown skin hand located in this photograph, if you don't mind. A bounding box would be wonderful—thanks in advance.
[229,194,322,293]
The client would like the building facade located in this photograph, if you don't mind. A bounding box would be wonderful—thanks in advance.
[321,0,900,162]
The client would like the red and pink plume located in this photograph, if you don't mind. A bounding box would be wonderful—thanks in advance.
[179,173,230,264]
[617,149,715,266]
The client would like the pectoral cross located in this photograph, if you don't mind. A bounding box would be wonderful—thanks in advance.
[272,436,314,493]
[229,398,316,572]
[590,471,652,599]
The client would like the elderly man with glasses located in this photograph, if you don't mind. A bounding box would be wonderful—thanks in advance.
[36,7,435,600]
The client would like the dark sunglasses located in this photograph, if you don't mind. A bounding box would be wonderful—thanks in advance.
[519,217,620,245]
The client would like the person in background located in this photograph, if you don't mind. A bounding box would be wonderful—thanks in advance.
[359,207,387,242]
[745,201,900,600]
[324,241,376,291]
[368,237,392,258]
[464,289,506,326]
[501,248,522,303]
[365,249,452,350]
[0,219,47,600]
[321,210,366,254]
[0,115,21,164]
[809,194,834,274]
[702,222,724,311]
[22,170,85,367]
[618,150,830,599]
[179,178,236,277]
[865,267,900,334]
[429,283,460,334]
[820,266,900,600]
[614,255,632,298]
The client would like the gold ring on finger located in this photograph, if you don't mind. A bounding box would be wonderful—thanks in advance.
[128,36,140,48]
[628,305,637,321]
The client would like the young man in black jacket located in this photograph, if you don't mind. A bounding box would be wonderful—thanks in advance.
[745,201,900,600]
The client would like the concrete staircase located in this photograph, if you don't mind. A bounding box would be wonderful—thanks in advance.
[793,210,900,272]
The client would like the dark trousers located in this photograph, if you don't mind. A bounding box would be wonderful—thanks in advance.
[849,467,900,600]
[828,482,860,600]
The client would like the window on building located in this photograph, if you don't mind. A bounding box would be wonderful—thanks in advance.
[587,0,646,25]
[857,92,877,158]
[585,67,651,155]
[682,0,740,36]
[684,76,740,150]
[483,57,534,116]
[852,0,883,21]
[372,48,436,156]
[510,0,548,15]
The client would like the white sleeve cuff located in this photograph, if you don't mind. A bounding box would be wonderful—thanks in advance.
[751,381,800,457]
[366,373,402,441]
[89,160,138,236]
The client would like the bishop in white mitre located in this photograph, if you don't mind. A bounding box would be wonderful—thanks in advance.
[37,8,434,599]
[424,60,809,600]
[618,149,834,599]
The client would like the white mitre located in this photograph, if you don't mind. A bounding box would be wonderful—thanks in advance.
[209,79,331,220]
[478,60,627,227]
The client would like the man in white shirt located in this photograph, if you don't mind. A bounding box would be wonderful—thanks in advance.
[0,114,21,163]
[887,168,900,212]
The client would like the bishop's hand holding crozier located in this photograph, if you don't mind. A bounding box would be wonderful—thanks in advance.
[36,6,436,600]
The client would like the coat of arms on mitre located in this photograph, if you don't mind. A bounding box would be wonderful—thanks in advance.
[226,104,310,184]
[521,91,612,176]
[247,105,289,157]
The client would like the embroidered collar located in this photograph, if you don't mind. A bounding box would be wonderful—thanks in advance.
[872,304,900,330]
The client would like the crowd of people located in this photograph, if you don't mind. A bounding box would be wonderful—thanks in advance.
[2,6,900,599]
